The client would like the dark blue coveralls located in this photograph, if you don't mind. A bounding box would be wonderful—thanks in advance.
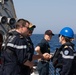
[1,31,34,75]
[57,42,74,75]
[36,38,50,75]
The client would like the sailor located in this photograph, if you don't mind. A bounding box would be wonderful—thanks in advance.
[35,30,54,75]
[20,22,36,75]
[1,19,34,75]
[55,27,75,75]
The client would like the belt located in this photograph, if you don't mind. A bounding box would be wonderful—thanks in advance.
[39,60,49,62]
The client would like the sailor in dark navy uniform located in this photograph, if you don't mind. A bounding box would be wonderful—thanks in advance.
[35,30,54,75]
[59,43,74,75]
[1,19,34,75]
[21,23,36,75]
[56,27,75,75]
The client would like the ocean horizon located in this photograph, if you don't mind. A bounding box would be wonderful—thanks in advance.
[31,34,76,52]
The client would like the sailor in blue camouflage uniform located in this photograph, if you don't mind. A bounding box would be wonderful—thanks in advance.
[57,27,75,75]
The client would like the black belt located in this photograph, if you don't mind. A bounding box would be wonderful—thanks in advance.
[40,60,49,62]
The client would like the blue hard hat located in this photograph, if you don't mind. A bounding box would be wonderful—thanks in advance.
[59,27,74,38]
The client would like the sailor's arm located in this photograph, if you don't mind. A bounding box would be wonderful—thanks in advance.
[32,53,52,60]
[34,46,53,60]
[35,46,42,55]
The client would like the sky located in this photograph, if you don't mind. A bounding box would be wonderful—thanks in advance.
[13,0,76,34]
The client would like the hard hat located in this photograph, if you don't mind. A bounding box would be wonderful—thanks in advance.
[59,27,74,38]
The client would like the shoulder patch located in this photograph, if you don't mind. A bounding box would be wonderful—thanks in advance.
[64,50,69,55]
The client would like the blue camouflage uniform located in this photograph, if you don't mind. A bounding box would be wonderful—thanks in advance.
[1,31,33,75]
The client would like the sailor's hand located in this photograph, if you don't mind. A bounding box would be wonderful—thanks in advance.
[24,60,34,68]
[43,53,53,60]
[29,62,34,68]
[49,54,53,59]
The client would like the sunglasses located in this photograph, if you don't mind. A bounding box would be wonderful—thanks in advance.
[24,26,29,29]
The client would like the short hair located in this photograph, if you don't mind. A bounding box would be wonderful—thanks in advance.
[15,19,30,29]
